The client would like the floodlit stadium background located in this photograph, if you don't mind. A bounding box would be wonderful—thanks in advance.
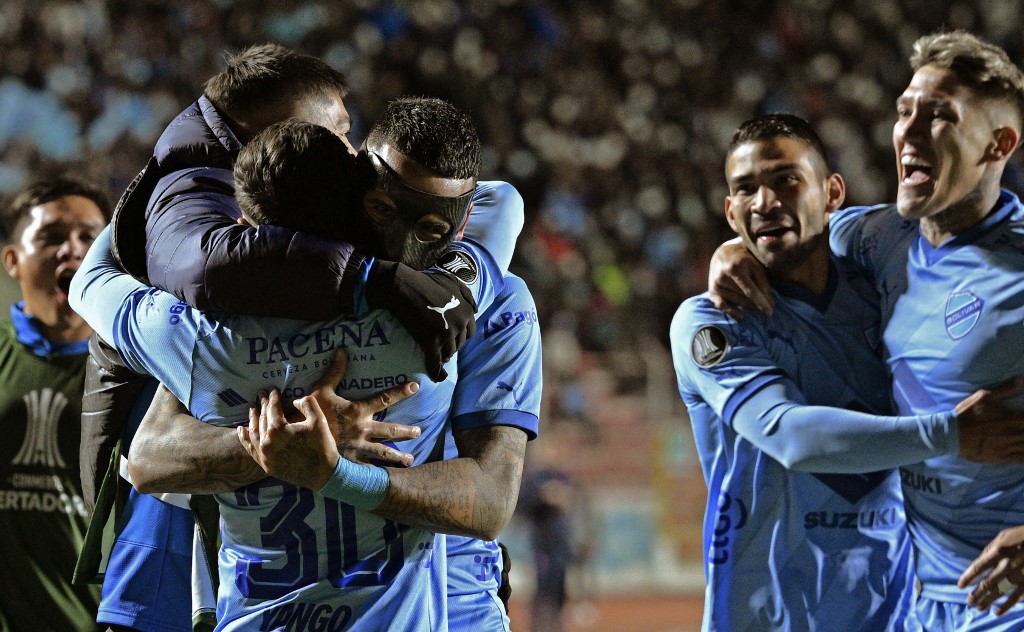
[1,2,1023,630]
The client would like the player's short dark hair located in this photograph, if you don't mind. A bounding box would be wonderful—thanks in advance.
[911,30,1024,132]
[365,97,481,180]
[204,43,349,125]
[727,113,831,177]
[3,177,111,243]
[233,118,357,238]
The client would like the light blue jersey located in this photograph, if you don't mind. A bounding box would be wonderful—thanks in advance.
[91,179,525,632]
[671,260,913,632]
[443,274,541,632]
[831,190,1024,619]
[72,227,504,632]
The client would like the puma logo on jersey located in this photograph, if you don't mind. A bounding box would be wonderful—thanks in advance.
[428,296,461,330]
[691,325,728,368]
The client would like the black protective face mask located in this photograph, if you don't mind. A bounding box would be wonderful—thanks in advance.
[362,148,475,270]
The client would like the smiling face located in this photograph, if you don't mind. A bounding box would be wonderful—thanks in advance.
[2,194,106,336]
[725,136,844,288]
[893,64,1015,228]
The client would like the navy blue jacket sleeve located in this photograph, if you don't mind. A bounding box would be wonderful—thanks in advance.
[143,167,368,320]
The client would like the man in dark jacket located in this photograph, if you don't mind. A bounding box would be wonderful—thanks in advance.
[78,44,500,632]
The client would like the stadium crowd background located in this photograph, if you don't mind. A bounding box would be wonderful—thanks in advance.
[1,1,1023,629]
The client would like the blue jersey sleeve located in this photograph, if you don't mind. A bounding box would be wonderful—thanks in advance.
[829,204,912,279]
[732,382,957,472]
[450,274,541,441]
[671,294,958,474]
[462,181,524,274]
[71,226,207,414]
[670,296,787,425]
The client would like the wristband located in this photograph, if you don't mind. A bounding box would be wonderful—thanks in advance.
[319,456,390,510]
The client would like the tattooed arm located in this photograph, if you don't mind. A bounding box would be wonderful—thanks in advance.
[128,385,265,494]
[372,425,527,540]
[129,368,420,494]
[238,370,528,540]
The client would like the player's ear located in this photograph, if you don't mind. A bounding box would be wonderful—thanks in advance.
[989,127,1020,161]
[1,245,19,280]
[825,173,846,213]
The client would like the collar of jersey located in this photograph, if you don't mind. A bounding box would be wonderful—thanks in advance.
[917,189,1019,265]
[10,302,89,357]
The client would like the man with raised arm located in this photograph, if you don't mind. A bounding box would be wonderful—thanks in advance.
[673,113,1024,631]
[706,31,1024,630]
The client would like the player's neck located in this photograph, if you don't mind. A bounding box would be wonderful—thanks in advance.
[768,243,831,296]
[23,302,92,343]
[919,183,1002,247]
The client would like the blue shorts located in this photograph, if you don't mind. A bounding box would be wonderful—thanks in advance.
[97,490,195,632]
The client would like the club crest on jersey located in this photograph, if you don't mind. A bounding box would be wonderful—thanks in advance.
[436,250,477,284]
[944,291,983,340]
[691,325,728,368]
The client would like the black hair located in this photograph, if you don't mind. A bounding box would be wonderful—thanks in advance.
[204,43,349,125]
[3,177,111,242]
[727,113,831,176]
[365,97,481,180]
[233,118,358,238]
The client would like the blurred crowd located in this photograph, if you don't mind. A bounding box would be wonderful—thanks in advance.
[2,0,1023,436]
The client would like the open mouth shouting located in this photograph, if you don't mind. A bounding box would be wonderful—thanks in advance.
[55,267,77,301]
[901,155,933,187]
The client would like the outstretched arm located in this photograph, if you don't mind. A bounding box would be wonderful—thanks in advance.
[731,378,1024,472]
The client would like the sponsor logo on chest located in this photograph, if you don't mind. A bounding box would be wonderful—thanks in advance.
[945,291,984,340]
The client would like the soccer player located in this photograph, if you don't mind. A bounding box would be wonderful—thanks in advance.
[672,113,1024,631]
[132,119,542,630]
[78,43,520,632]
[437,272,541,632]
[0,177,110,631]
[707,31,1024,630]
[71,100,528,631]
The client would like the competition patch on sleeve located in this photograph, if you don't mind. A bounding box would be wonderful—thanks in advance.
[436,250,478,284]
[691,325,729,368]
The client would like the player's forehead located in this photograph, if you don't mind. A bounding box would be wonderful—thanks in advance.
[726,137,815,181]
[367,142,475,197]
[19,195,106,238]
[898,65,972,107]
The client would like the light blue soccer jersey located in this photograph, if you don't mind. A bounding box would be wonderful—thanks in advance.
[93,179,525,632]
[443,274,542,632]
[73,227,504,632]
[671,261,913,632]
[831,190,1024,612]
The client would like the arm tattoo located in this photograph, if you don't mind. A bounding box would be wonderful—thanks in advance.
[372,425,527,539]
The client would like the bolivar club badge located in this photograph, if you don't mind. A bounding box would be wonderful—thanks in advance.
[691,325,728,368]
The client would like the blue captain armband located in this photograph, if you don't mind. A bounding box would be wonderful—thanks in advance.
[319,456,390,510]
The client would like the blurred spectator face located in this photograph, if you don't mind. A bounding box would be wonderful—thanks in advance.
[291,91,357,156]
[724,136,842,272]
[2,195,106,321]
[893,64,1005,220]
